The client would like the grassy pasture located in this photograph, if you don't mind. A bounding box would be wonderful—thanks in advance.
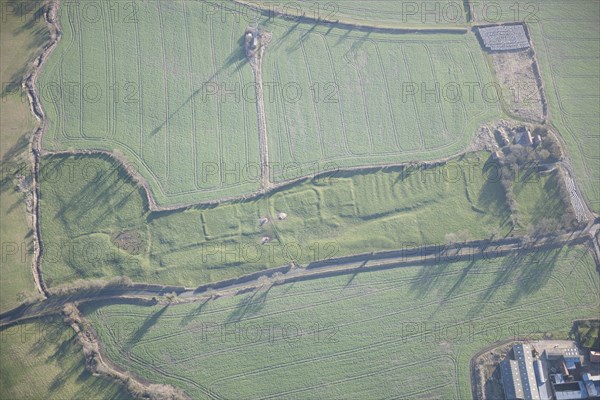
[39,0,504,206]
[261,18,502,182]
[471,0,600,212]
[0,317,129,399]
[83,245,599,399]
[39,152,568,288]
[0,0,50,311]
[39,0,261,206]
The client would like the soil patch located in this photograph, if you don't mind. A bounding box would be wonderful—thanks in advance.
[491,49,545,122]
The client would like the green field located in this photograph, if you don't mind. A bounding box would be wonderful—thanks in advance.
[83,245,599,399]
[39,0,505,206]
[39,151,569,288]
[260,18,501,181]
[0,318,129,399]
[39,0,260,205]
[0,0,49,311]
[471,0,600,211]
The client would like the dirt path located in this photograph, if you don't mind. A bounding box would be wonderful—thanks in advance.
[2,224,597,328]
[248,30,273,191]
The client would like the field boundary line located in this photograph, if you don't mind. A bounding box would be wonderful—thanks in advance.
[233,0,469,33]
[22,0,66,298]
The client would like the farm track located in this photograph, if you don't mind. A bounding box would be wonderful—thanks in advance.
[2,226,597,329]
[271,62,295,165]
[257,355,457,400]
[95,249,592,399]
[318,32,353,156]
[249,30,273,190]
[215,299,589,398]
[343,48,375,153]
[231,26,253,172]
[40,10,487,207]
[133,2,145,158]
[76,3,84,138]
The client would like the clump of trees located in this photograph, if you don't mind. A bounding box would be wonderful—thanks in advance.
[493,125,579,233]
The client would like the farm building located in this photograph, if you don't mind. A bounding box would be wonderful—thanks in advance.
[583,373,600,398]
[477,24,530,51]
[554,381,589,399]
[501,344,541,399]
[534,359,552,400]
[501,359,524,399]
[545,347,582,370]
[515,126,534,146]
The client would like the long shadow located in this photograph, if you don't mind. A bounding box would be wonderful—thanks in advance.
[507,245,562,305]
[1,2,49,97]
[46,154,146,229]
[179,297,211,327]
[409,262,450,299]
[300,21,320,41]
[442,259,477,301]
[269,19,301,52]
[0,160,27,195]
[1,134,30,162]
[124,304,169,351]
[149,40,249,137]
[467,245,563,317]
[48,355,85,393]
[335,26,354,46]
[344,260,368,288]
[224,286,272,324]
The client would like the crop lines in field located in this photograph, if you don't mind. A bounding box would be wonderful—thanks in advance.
[262,19,501,182]
[85,246,599,399]
[536,5,600,212]
[39,0,504,205]
[39,0,261,205]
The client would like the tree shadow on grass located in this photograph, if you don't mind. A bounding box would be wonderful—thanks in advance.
[224,285,272,324]
[1,2,49,96]
[124,304,169,351]
[441,259,477,302]
[1,134,30,163]
[150,37,248,137]
[179,297,211,327]
[409,262,450,299]
[507,246,562,305]
[48,353,85,393]
[466,246,563,318]
[266,19,300,52]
